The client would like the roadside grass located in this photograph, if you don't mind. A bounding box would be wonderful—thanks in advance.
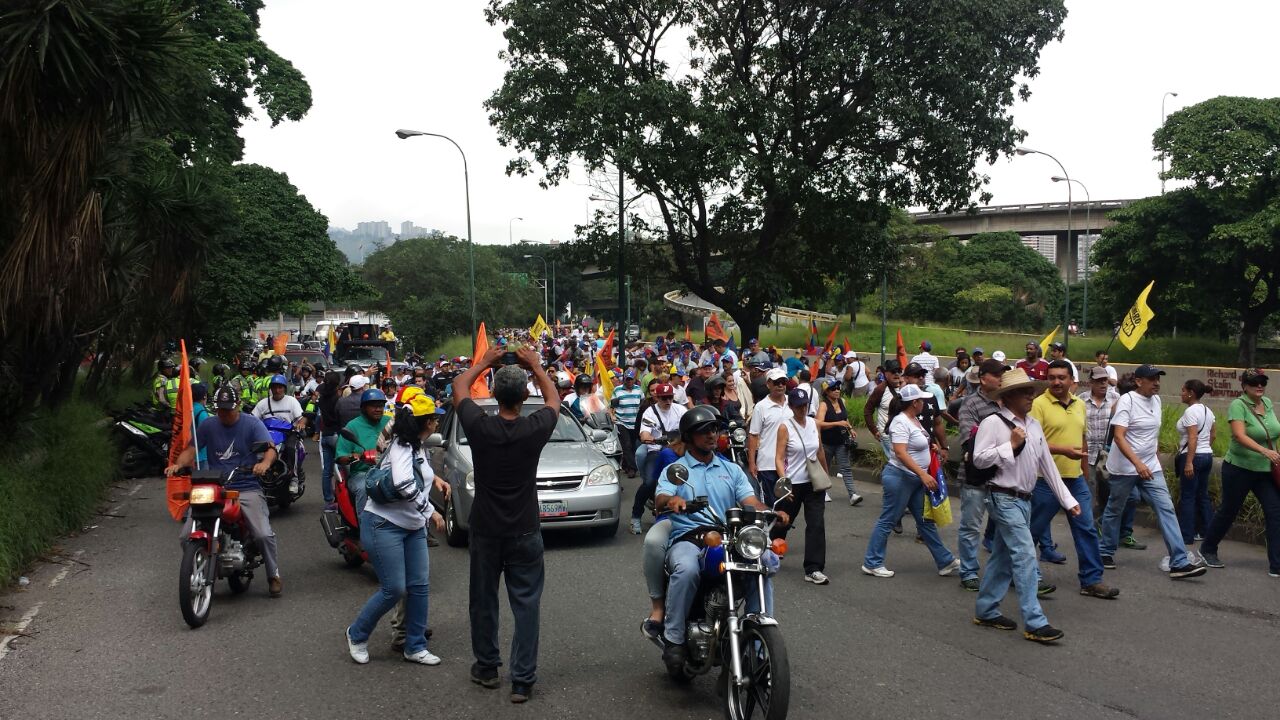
[423,335,478,364]
[0,398,121,585]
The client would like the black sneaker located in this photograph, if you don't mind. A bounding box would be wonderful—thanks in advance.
[892,520,903,534]
[973,615,1017,630]
[1024,624,1065,643]
[1201,551,1224,568]
[1170,563,1208,580]
[960,577,980,592]
[510,682,533,704]
[1037,582,1056,596]
[661,637,687,672]
[1101,555,1116,569]
[641,619,663,646]
[470,662,500,689]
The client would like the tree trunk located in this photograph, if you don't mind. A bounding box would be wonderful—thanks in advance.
[721,299,766,349]
[1238,313,1262,367]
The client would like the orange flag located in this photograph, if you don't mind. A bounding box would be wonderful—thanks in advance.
[273,332,289,356]
[810,356,822,380]
[822,324,838,354]
[471,322,492,398]
[385,355,393,381]
[166,340,196,522]
[705,313,729,342]
[895,330,908,370]
[600,329,616,369]
[684,325,691,342]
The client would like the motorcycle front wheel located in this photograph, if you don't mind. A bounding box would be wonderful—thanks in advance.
[179,540,214,628]
[723,624,790,720]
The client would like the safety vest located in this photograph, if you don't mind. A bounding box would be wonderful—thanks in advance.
[164,376,182,408]
[253,375,271,403]
[152,374,168,405]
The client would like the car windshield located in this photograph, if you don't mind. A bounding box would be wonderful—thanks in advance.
[457,404,587,445]
[346,347,389,362]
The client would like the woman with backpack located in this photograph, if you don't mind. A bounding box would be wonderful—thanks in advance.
[346,392,448,666]
[817,380,861,506]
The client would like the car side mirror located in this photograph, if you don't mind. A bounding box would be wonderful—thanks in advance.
[666,464,689,486]
[424,433,444,448]
[590,429,608,442]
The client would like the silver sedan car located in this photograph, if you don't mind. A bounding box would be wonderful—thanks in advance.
[429,398,623,545]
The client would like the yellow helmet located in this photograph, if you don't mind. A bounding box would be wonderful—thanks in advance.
[399,386,436,417]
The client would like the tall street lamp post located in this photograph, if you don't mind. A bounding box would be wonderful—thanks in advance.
[508,216,523,245]
[523,254,549,322]
[1016,146,1073,354]
[395,129,476,348]
[1052,176,1091,336]
[1161,91,1179,195]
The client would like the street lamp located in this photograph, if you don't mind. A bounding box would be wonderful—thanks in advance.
[395,128,476,348]
[508,216,523,245]
[524,254,549,322]
[1053,175,1091,337]
[1161,91,1179,195]
[1016,146,1073,354]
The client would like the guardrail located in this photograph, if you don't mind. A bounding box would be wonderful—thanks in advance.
[663,290,839,326]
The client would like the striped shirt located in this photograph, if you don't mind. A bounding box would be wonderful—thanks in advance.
[1078,388,1118,465]
[613,387,644,430]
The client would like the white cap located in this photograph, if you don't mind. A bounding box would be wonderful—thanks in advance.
[843,351,857,359]
[349,375,370,390]
[898,383,925,402]
[991,350,1007,362]
[765,367,787,382]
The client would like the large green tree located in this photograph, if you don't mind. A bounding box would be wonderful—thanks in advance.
[485,0,1066,339]
[1093,96,1280,365]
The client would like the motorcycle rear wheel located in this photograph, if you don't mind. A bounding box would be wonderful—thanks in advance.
[178,540,214,628]
[723,624,789,720]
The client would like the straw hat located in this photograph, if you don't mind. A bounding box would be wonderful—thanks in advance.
[991,367,1048,398]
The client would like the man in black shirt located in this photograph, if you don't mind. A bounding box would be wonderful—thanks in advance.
[452,345,558,704]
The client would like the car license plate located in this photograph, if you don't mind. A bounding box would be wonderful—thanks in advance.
[539,500,567,518]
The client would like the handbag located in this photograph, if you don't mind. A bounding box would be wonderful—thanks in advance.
[1254,401,1280,491]
[365,450,425,505]
[789,418,832,492]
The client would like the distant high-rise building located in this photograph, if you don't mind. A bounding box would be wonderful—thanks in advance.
[400,221,433,239]
[1077,234,1098,276]
[355,221,392,240]
[1021,235,1056,265]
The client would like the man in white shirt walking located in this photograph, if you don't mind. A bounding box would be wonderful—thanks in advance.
[747,367,792,504]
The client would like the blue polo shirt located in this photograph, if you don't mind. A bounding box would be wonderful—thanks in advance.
[656,452,756,542]
[784,356,806,378]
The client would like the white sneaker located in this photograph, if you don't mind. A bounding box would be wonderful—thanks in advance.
[805,570,830,585]
[938,559,961,576]
[849,493,863,506]
[861,565,894,578]
[403,649,442,666]
[346,627,369,664]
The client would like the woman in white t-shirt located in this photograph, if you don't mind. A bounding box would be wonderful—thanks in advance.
[860,384,958,578]
[773,388,831,585]
[1175,379,1217,546]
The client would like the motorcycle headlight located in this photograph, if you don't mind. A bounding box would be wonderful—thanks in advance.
[731,427,747,445]
[586,463,618,486]
[465,471,475,492]
[189,486,217,505]
[734,525,768,560]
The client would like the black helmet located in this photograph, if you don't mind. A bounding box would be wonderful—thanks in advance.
[705,375,727,393]
[312,361,327,372]
[266,355,285,372]
[255,360,268,373]
[212,363,230,378]
[679,404,723,442]
[157,358,177,372]
[239,358,255,371]
[573,374,592,389]
[190,357,206,370]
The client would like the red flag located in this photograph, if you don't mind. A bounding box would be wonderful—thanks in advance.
[810,357,822,380]
[471,322,491,398]
[896,330,908,370]
[843,337,852,355]
[385,354,393,382]
[705,313,729,342]
[600,329,616,370]
[166,340,195,522]
[822,324,838,354]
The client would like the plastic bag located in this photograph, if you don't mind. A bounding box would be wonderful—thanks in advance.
[923,493,953,527]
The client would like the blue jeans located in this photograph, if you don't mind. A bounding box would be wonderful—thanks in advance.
[320,433,338,503]
[863,464,955,571]
[664,540,772,645]
[976,492,1049,630]
[631,444,659,520]
[349,512,430,654]
[1175,453,1214,544]
[957,484,988,581]
[757,470,780,507]
[470,532,545,685]
[1029,476,1104,588]
[1100,472,1188,567]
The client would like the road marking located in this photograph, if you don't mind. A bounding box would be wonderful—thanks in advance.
[127,482,143,496]
[0,603,42,661]
[48,550,84,588]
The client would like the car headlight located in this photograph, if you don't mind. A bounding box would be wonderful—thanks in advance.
[189,486,217,505]
[599,435,619,455]
[734,525,767,560]
[586,463,618,486]
[465,471,474,492]
[731,427,747,445]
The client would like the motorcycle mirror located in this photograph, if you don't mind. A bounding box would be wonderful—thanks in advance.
[666,463,689,486]
[773,476,794,504]
[589,429,608,443]
[250,440,271,454]
[339,428,359,443]
[424,432,444,448]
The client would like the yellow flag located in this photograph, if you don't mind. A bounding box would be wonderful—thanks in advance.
[1118,281,1156,351]
[530,314,549,339]
[1038,325,1060,355]
[595,351,615,401]
[597,318,604,337]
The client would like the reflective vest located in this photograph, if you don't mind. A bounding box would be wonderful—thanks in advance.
[164,376,182,408]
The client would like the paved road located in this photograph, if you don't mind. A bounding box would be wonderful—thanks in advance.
[3,452,1279,720]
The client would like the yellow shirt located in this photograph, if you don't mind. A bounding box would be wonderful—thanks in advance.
[1030,390,1086,479]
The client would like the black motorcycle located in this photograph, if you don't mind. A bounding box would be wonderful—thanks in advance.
[113,404,172,478]
[654,465,793,720]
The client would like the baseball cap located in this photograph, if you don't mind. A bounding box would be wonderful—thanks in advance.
[653,383,675,397]
[1134,364,1166,378]
[765,367,787,382]
[971,347,985,355]
[883,359,903,374]
[898,384,925,402]
[843,351,857,359]
[748,337,759,345]
[213,386,239,410]
[903,362,928,377]
[920,340,932,351]
[1049,341,1066,351]
[349,375,370,390]
[786,388,809,407]
[624,369,636,379]
[978,358,1010,377]
[1089,366,1110,380]
[992,350,1007,362]
[1025,341,1040,350]
[674,367,687,376]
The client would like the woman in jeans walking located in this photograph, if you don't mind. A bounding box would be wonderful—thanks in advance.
[861,383,959,578]
[1175,379,1216,545]
[816,380,861,506]
[346,393,448,665]
[1199,370,1280,575]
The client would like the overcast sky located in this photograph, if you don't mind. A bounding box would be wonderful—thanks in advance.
[240,0,1280,245]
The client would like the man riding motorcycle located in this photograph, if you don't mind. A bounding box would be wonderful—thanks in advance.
[166,386,284,597]
[704,376,744,424]
[252,375,307,430]
[654,405,786,673]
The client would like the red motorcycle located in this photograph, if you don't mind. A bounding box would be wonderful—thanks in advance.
[319,429,377,568]
[172,457,266,628]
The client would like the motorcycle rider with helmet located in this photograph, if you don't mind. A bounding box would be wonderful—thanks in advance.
[153,358,179,410]
[253,375,307,431]
[210,363,232,393]
[704,376,744,424]
[335,388,390,508]
[166,385,284,597]
[654,405,787,673]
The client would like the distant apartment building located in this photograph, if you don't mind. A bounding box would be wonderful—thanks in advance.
[1021,235,1056,265]
[400,221,433,239]
[355,221,392,240]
